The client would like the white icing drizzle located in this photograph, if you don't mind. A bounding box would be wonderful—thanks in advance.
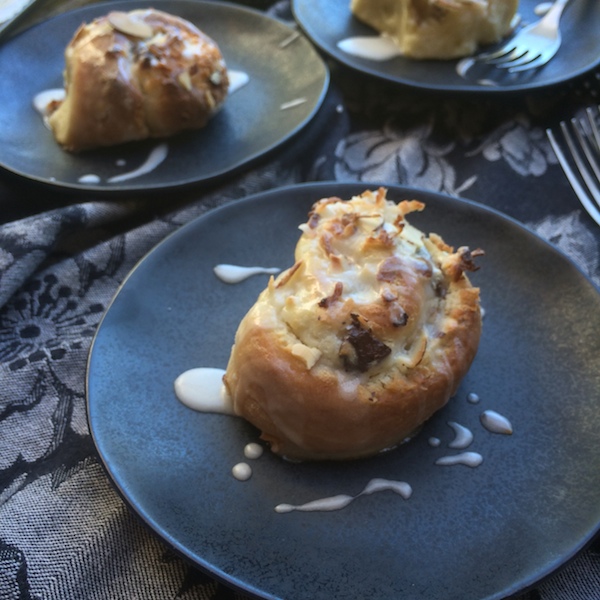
[173,367,234,415]
[228,70,250,94]
[78,174,101,184]
[534,2,553,16]
[362,478,412,497]
[244,443,264,459]
[509,14,522,32]
[213,264,280,284]
[447,421,474,449]
[435,452,483,468]
[32,88,65,119]
[274,478,412,513]
[455,58,500,86]
[280,98,307,110]
[276,495,353,513]
[480,410,513,435]
[337,35,402,61]
[232,462,252,481]
[74,145,168,186]
[108,143,168,183]
[467,392,480,404]
[475,79,499,88]
[428,437,441,447]
[456,57,476,78]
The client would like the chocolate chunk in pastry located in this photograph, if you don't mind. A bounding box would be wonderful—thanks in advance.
[47,9,228,152]
[224,188,483,461]
[350,0,519,59]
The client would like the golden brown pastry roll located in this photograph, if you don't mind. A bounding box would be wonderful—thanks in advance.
[47,8,229,152]
[350,0,519,59]
[224,189,483,461]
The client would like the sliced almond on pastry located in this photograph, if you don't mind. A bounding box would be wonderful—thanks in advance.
[108,11,154,39]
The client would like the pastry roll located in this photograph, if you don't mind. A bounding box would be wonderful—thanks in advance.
[350,0,519,59]
[224,189,483,461]
[47,9,229,152]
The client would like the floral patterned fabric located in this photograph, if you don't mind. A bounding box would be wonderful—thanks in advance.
[0,1,599,599]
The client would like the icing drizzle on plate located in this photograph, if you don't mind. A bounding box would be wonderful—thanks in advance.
[275,478,413,513]
[337,35,401,61]
[213,264,280,284]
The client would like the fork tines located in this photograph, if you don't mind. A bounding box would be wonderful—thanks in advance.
[547,106,600,227]
[480,45,542,72]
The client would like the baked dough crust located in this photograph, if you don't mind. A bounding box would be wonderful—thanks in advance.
[224,189,483,461]
[350,0,519,59]
[47,9,228,152]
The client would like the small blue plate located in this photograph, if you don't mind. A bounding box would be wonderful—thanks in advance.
[0,0,329,193]
[292,0,600,93]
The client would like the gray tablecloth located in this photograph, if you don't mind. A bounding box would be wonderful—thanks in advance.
[0,1,599,599]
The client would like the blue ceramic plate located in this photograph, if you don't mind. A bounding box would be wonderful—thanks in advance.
[292,0,600,93]
[0,0,328,193]
[87,183,600,600]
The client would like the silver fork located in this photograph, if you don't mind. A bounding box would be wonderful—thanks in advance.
[546,106,600,227]
[476,0,570,73]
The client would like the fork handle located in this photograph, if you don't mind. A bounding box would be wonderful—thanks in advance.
[542,0,570,28]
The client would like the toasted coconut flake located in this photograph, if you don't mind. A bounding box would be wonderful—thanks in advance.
[275,261,303,288]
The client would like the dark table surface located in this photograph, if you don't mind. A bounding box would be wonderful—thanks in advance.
[0,1,598,599]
